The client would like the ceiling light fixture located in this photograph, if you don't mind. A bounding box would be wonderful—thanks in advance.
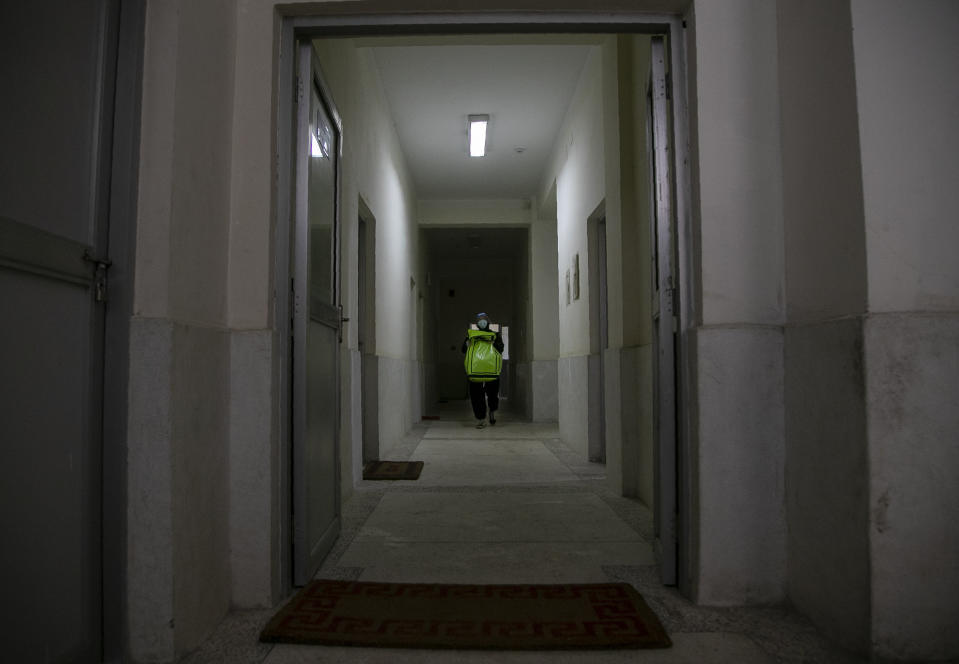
[468,114,489,157]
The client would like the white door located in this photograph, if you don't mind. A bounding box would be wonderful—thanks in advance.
[0,0,123,658]
[648,35,678,586]
[292,41,342,585]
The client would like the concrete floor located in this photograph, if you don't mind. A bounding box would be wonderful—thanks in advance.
[180,402,864,664]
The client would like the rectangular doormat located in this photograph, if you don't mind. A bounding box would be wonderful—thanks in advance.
[362,460,424,481]
[260,580,671,650]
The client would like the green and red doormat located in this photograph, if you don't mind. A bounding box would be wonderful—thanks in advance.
[260,580,671,650]
[362,460,424,481]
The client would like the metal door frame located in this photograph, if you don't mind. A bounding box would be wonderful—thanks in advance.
[588,210,609,464]
[275,9,694,596]
[357,205,380,464]
[101,1,146,659]
[289,41,344,585]
[0,0,143,659]
[648,34,678,586]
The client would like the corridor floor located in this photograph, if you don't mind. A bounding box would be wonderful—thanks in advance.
[181,403,863,664]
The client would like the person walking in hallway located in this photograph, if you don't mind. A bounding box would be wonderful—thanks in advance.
[462,312,503,428]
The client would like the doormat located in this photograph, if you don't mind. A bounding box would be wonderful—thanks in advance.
[260,580,671,650]
[362,460,424,481]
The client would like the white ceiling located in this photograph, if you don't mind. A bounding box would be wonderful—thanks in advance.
[369,37,597,200]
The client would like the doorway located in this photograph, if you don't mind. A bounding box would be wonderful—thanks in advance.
[358,204,379,464]
[588,210,609,464]
[276,12,692,597]
[424,226,527,408]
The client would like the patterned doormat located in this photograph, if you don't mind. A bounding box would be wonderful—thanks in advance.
[260,580,671,650]
[362,460,424,481]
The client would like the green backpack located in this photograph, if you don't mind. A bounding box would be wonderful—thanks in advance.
[464,329,502,383]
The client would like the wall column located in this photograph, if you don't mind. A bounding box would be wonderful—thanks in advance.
[851,2,959,659]
[687,0,787,605]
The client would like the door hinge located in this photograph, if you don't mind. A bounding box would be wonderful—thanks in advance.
[664,275,677,314]
[665,72,672,101]
[290,277,296,335]
[83,250,112,303]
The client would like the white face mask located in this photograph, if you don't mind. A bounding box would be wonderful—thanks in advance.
[477,319,489,330]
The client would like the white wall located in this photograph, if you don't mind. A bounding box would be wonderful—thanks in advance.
[529,196,560,421]
[687,0,786,605]
[530,195,559,361]
[854,3,959,316]
[419,198,532,226]
[128,1,236,660]
[128,3,959,663]
[779,2,867,323]
[537,36,657,501]
[129,12,423,661]
[777,2,959,659]
[864,315,959,661]
[851,2,959,660]
[311,39,420,465]
[776,0,870,652]
[693,5,784,328]
[220,1,287,624]
[546,46,606,360]
[605,35,654,501]
[625,36,656,506]
[540,45,605,457]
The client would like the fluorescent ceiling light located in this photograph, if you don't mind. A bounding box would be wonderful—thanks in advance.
[469,115,489,157]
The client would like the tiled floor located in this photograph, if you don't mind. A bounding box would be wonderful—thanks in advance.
[180,403,864,664]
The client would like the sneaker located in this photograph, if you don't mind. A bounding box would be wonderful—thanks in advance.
[489,411,496,426]
[475,420,486,429]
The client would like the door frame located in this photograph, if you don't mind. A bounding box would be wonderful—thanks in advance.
[648,34,680,586]
[281,39,346,587]
[101,1,147,659]
[587,208,609,464]
[275,9,694,596]
[357,200,379,465]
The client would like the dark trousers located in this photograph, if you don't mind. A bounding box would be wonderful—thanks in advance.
[468,379,499,420]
